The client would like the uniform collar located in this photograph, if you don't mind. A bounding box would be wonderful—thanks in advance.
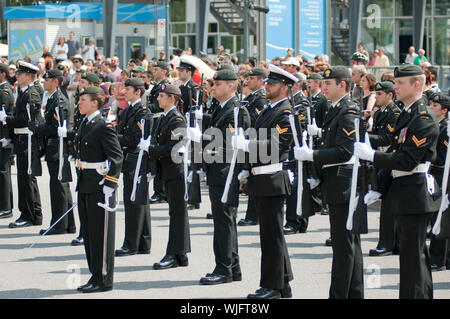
[270,97,288,109]
[87,110,101,122]
[403,98,422,112]
[330,94,347,108]
[162,105,176,116]
[0,81,8,87]
[220,95,235,109]
[21,83,33,93]
[130,98,141,107]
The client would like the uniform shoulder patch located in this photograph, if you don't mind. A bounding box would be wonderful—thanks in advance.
[444,140,448,148]
[387,124,394,133]
[412,135,426,147]
[342,128,355,136]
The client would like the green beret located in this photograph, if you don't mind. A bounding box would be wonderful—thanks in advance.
[248,67,267,78]
[132,66,146,73]
[159,83,181,97]
[213,69,237,81]
[154,60,170,71]
[82,72,100,84]
[432,93,450,108]
[394,65,424,78]
[80,86,104,96]
[375,81,394,91]
[323,66,351,80]
[0,63,8,74]
[125,77,145,88]
[308,73,322,80]
[43,69,63,79]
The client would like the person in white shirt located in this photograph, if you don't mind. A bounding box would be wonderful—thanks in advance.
[82,38,97,63]
[405,46,418,64]
[374,48,390,67]
[54,36,68,64]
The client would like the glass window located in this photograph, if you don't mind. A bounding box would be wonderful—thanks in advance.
[186,23,196,33]
[173,24,185,34]
[207,35,217,54]
[172,36,177,49]
[434,17,450,65]
[395,0,413,16]
[170,0,186,22]
[435,2,450,16]
[220,36,234,53]
[209,23,218,33]
[362,0,394,18]
[361,18,395,62]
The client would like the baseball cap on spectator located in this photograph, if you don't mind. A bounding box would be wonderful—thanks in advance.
[282,57,300,67]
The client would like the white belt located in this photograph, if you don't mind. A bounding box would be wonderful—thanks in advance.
[76,160,108,171]
[392,162,430,179]
[322,156,356,169]
[14,127,32,134]
[251,163,283,176]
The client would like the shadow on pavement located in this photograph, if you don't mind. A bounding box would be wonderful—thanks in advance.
[0,288,78,298]
[114,279,199,290]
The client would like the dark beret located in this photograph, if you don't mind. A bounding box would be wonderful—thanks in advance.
[323,66,351,80]
[432,93,450,108]
[394,65,424,78]
[80,86,104,95]
[0,63,8,74]
[308,73,323,80]
[43,69,63,79]
[213,69,238,81]
[159,83,181,97]
[375,81,394,91]
[125,77,145,88]
[248,67,267,78]
[82,72,100,84]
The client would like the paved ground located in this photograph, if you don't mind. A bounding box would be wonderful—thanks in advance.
[0,163,449,299]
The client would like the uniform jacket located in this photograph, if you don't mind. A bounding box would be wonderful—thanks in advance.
[311,91,330,128]
[75,113,123,193]
[147,79,169,113]
[374,97,440,214]
[244,88,266,127]
[369,102,401,149]
[180,79,199,114]
[0,81,14,146]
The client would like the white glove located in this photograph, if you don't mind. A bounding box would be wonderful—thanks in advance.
[443,194,449,211]
[103,185,114,197]
[307,178,320,190]
[231,134,250,152]
[367,117,374,132]
[0,138,10,148]
[187,170,193,183]
[57,126,67,138]
[294,145,314,162]
[194,109,203,120]
[0,109,6,123]
[238,170,250,184]
[187,125,202,143]
[364,190,382,206]
[138,137,151,152]
[354,141,375,162]
[307,122,320,137]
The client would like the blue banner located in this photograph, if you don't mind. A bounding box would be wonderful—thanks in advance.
[266,0,295,60]
[299,0,327,59]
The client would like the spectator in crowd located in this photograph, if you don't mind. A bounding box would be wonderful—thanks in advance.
[414,49,428,65]
[82,37,97,63]
[351,65,367,100]
[380,71,395,83]
[101,61,116,83]
[405,46,418,64]
[369,49,379,66]
[85,59,94,72]
[8,64,16,86]
[358,42,370,60]
[216,45,225,57]
[360,73,377,114]
[96,54,105,65]
[57,60,72,99]
[67,31,81,59]
[127,59,138,71]
[374,47,390,66]
[281,57,301,74]
[141,53,149,71]
[54,36,68,64]
[159,51,166,61]
[111,56,123,82]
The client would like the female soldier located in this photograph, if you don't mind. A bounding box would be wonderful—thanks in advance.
[138,84,191,269]
[61,86,123,293]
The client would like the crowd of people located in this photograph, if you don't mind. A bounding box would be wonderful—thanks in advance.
[0,34,449,299]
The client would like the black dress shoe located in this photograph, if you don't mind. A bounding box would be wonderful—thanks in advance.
[80,283,112,293]
[39,228,67,236]
[187,204,200,210]
[9,218,33,228]
[176,254,189,267]
[232,272,242,281]
[281,283,292,298]
[149,195,166,204]
[238,219,258,226]
[33,215,43,226]
[283,225,299,235]
[137,249,150,255]
[431,264,446,272]
[206,213,213,219]
[200,273,232,285]
[321,207,329,215]
[369,248,393,257]
[115,247,137,257]
[325,238,332,247]
[153,255,179,270]
[0,210,13,219]
[247,288,281,299]
[77,278,94,291]
[71,237,84,246]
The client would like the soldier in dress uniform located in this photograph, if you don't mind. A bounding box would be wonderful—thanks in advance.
[114,77,152,257]
[428,93,450,271]
[0,61,44,228]
[29,69,75,235]
[307,73,329,129]
[138,84,191,269]
[68,86,123,293]
[366,81,401,256]
[193,69,250,285]
[355,65,440,299]
[295,66,364,299]
[68,72,100,246]
[0,63,14,219]
[177,56,202,211]
[232,64,296,299]
[238,67,267,227]
[148,61,171,204]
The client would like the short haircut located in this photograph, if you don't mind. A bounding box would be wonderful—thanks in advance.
[335,78,353,93]
[353,65,367,75]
